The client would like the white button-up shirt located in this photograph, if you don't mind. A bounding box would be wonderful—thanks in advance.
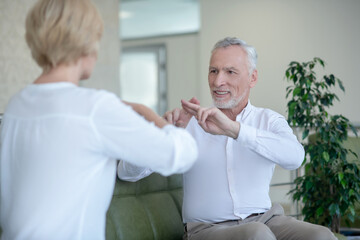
[182,101,304,223]
[0,82,198,239]
[118,101,304,224]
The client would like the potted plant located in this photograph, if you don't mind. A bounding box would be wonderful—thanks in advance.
[284,57,360,233]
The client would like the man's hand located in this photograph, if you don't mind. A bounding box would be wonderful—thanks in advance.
[163,97,200,128]
[181,100,240,139]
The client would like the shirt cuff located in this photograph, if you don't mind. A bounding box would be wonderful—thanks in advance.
[235,124,257,148]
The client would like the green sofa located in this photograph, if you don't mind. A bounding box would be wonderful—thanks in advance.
[106,173,184,240]
[340,136,360,228]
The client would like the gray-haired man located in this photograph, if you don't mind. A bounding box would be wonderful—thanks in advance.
[119,37,336,240]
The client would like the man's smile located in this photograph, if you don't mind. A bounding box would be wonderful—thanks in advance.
[213,90,230,97]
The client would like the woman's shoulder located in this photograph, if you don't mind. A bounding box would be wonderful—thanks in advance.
[67,86,119,105]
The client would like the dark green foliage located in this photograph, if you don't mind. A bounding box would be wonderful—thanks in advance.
[285,58,360,233]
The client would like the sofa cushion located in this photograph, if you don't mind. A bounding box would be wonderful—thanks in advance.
[106,173,184,240]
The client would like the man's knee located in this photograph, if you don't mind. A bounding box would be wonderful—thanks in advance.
[303,225,337,240]
[242,222,276,240]
[266,215,338,240]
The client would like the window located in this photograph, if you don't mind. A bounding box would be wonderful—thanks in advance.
[270,167,302,218]
[120,45,167,115]
[120,0,200,39]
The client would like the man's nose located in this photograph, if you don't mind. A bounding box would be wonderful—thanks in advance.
[213,72,225,87]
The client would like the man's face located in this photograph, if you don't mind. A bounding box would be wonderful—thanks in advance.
[208,45,257,109]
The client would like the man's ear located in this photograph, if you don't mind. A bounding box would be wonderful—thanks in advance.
[249,69,258,88]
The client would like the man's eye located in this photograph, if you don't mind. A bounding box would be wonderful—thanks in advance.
[209,69,217,74]
[228,70,234,74]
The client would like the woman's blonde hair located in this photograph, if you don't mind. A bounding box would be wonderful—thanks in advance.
[25,0,104,72]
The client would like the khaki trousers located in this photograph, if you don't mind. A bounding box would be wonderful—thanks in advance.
[184,204,337,240]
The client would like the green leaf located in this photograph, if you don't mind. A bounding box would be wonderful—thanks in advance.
[302,129,309,140]
[337,79,345,92]
[349,189,355,196]
[302,93,308,101]
[314,57,325,67]
[293,87,302,97]
[286,88,293,98]
[316,207,324,217]
[348,214,355,223]
[350,125,358,137]
[349,206,356,216]
[338,172,344,182]
[305,163,311,174]
[288,101,297,117]
[306,181,313,190]
[324,76,331,86]
[286,71,290,78]
[341,179,347,189]
[329,203,340,215]
[322,151,330,162]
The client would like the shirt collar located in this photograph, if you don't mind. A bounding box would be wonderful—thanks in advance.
[236,100,253,121]
[29,82,77,90]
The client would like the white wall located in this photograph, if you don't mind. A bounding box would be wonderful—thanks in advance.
[2,0,359,125]
[0,0,40,112]
[122,34,199,110]
[199,0,360,124]
[0,0,121,113]
[81,0,121,95]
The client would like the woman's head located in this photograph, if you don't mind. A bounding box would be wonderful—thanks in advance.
[25,0,104,73]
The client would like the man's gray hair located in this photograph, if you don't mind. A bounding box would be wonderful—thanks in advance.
[212,37,258,74]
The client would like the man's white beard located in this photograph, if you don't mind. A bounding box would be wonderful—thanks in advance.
[213,92,246,109]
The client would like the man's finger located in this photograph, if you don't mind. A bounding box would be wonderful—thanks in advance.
[181,99,201,111]
[200,109,210,124]
[189,97,200,105]
[175,120,185,128]
[163,111,173,124]
[182,105,197,116]
[173,109,180,123]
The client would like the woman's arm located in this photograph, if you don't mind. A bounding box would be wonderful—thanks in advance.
[123,101,168,128]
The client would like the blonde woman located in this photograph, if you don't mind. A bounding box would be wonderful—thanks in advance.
[0,0,197,239]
